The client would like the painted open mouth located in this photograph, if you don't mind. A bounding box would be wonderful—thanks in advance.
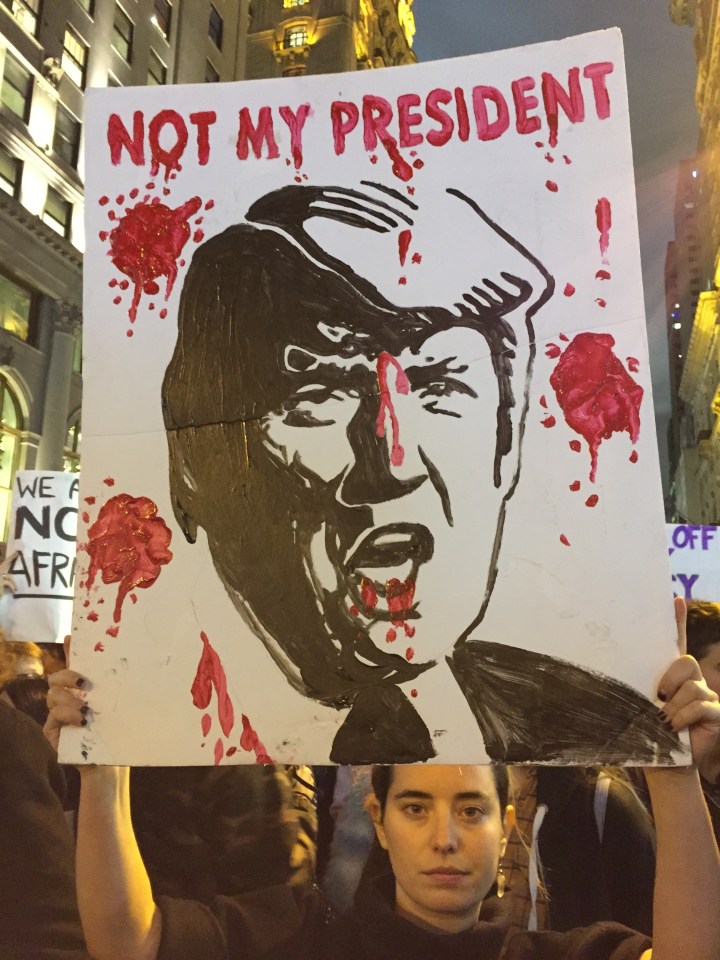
[345,522,434,571]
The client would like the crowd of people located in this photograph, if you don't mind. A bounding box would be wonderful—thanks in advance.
[0,599,719,959]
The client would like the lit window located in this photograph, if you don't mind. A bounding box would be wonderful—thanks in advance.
[284,25,308,48]
[4,0,40,35]
[0,272,34,341]
[205,60,219,83]
[63,416,82,473]
[1,53,33,121]
[0,144,22,198]
[0,376,23,538]
[283,0,309,6]
[208,6,223,49]
[152,0,172,38]
[113,5,134,62]
[62,26,88,89]
[43,187,72,239]
[53,104,82,168]
[75,0,95,15]
[147,49,167,85]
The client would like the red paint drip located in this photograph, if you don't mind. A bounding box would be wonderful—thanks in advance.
[398,229,412,266]
[596,269,611,280]
[541,415,556,428]
[569,480,580,492]
[106,626,119,638]
[535,141,544,148]
[129,188,139,199]
[81,511,90,524]
[560,534,571,546]
[205,199,214,209]
[348,604,359,616]
[545,344,561,359]
[360,578,378,610]
[544,152,555,163]
[191,631,235,737]
[564,283,576,297]
[240,714,272,764]
[94,642,104,652]
[213,738,224,765]
[113,296,122,306]
[376,352,410,467]
[546,180,559,192]
[386,628,397,643]
[629,450,639,464]
[540,395,548,408]
[387,578,415,625]
[99,195,109,206]
[585,494,599,508]
[559,333,569,342]
[596,197,612,260]
[370,154,378,164]
[108,196,202,323]
[226,746,237,757]
[404,624,415,638]
[570,440,581,452]
[159,308,167,319]
[627,357,639,372]
[410,688,418,698]
[130,593,137,604]
[201,713,211,737]
[398,276,407,285]
[595,298,607,308]
[549,332,643,482]
[87,611,99,622]
[405,647,415,661]
[563,155,572,165]
[126,330,134,338]
[85,494,173,622]
[116,194,124,205]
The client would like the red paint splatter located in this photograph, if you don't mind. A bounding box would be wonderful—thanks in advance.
[407,186,415,196]
[99,196,109,206]
[361,578,378,610]
[194,217,203,225]
[85,494,173,622]
[570,440,581,452]
[97,598,105,604]
[81,511,90,524]
[564,283,575,297]
[585,494,599,508]
[541,415,556,428]
[398,229,412,266]
[107,196,202,322]
[563,155,572,164]
[546,180,559,192]
[348,604,359,616]
[119,280,129,290]
[596,197,612,260]
[159,308,167,319]
[549,332,643,482]
[106,625,119,638]
[163,187,171,196]
[201,713,211,736]
[376,352,410,467]
[240,713,272,764]
[294,176,302,184]
[116,194,125,205]
[85,497,96,505]
[398,276,407,285]
[540,395,548,408]
[560,534,571,546]
[535,141,544,148]
[109,279,117,288]
[126,330,134,338]
[569,480,581,492]
[410,688,418,698]
[130,593,137,604]
[129,188,139,199]
[412,158,424,170]
[191,631,235,737]
[226,746,237,757]
[404,624,416,638]
[205,199,214,209]
[83,599,90,608]
[627,357,639,372]
[386,628,397,643]
[405,647,415,661]
[370,154,378,164]
[193,229,204,242]
[94,642,105,652]
[545,344,561,359]
[87,611,99,622]
[213,738,224,765]
[148,303,155,311]
[544,152,555,163]
[99,231,108,241]
[411,252,422,264]
[387,578,415,626]
[113,296,122,306]
[595,298,607,308]
[108,210,116,221]
[596,269,611,280]
[629,450,639,464]
[559,333,569,342]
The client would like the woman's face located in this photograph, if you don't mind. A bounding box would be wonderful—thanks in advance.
[371,765,508,934]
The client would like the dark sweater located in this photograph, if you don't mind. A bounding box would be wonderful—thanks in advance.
[0,703,89,960]
[157,869,650,960]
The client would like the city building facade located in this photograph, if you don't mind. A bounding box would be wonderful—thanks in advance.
[0,0,414,540]
[669,0,720,523]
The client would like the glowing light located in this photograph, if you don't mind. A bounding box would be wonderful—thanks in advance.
[673,322,682,330]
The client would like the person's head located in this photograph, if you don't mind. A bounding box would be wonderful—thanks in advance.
[0,675,49,726]
[366,765,512,933]
[686,600,720,698]
[163,183,553,706]
[0,639,43,687]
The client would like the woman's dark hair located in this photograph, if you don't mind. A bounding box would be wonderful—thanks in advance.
[686,601,720,661]
[1,675,49,727]
[371,765,510,815]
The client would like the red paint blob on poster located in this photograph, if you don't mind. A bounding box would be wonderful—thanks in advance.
[560,534,571,546]
[94,642,104,652]
[214,738,224,765]
[376,352,410,467]
[85,494,173,622]
[627,357,639,372]
[361,578,378,610]
[191,631,235,738]
[201,713,212,737]
[629,450,639,464]
[106,626,119,638]
[405,647,415,661]
[563,283,575,297]
[569,440,582,452]
[596,269,611,280]
[585,494,599,508]
[545,344,561,359]
[398,229,412,266]
[569,481,580,492]
[410,688,418,698]
[549,332,643,482]
[87,611,98,622]
[596,197,612,259]
[108,196,201,322]
[386,578,415,626]
[546,180,559,192]
[541,415,556,428]
[540,395,548,408]
[386,628,397,643]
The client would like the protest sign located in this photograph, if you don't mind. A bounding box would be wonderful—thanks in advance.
[5,471,78,644]
[667,524,720,602]
[64,29,684,767]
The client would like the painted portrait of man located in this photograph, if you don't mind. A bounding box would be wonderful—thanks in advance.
[161,181,678,764]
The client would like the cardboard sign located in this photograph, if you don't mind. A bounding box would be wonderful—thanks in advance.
[64,30,686,767]
[667,524,720,602]
[4,471,78,644]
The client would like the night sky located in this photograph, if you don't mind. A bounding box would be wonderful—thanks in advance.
[412,0,699,486]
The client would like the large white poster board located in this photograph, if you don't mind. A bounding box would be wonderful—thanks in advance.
[65,30,685,767]
[667,524,720,602]
[4,471,78,644]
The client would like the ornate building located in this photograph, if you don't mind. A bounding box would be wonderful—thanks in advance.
[669,0,720,523]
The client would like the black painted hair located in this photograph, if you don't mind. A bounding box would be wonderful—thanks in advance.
[371,764,510,816]
[686,600,720,661]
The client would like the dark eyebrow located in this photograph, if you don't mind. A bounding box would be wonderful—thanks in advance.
[391,790,493,803]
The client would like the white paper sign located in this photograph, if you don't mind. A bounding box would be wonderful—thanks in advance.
[667,524,720,602]
[65,29,686,767]
[5,471,78,644]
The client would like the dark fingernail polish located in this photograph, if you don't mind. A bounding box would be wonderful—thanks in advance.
[663,719,675,733]
[657,709,668,722]
[657,690,667,702]
[80,705,89,715]
[81,717,88,726]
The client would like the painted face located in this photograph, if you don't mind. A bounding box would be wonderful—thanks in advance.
[698,642,720,699]
[264,325,503,666]
[373,765,507,933]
